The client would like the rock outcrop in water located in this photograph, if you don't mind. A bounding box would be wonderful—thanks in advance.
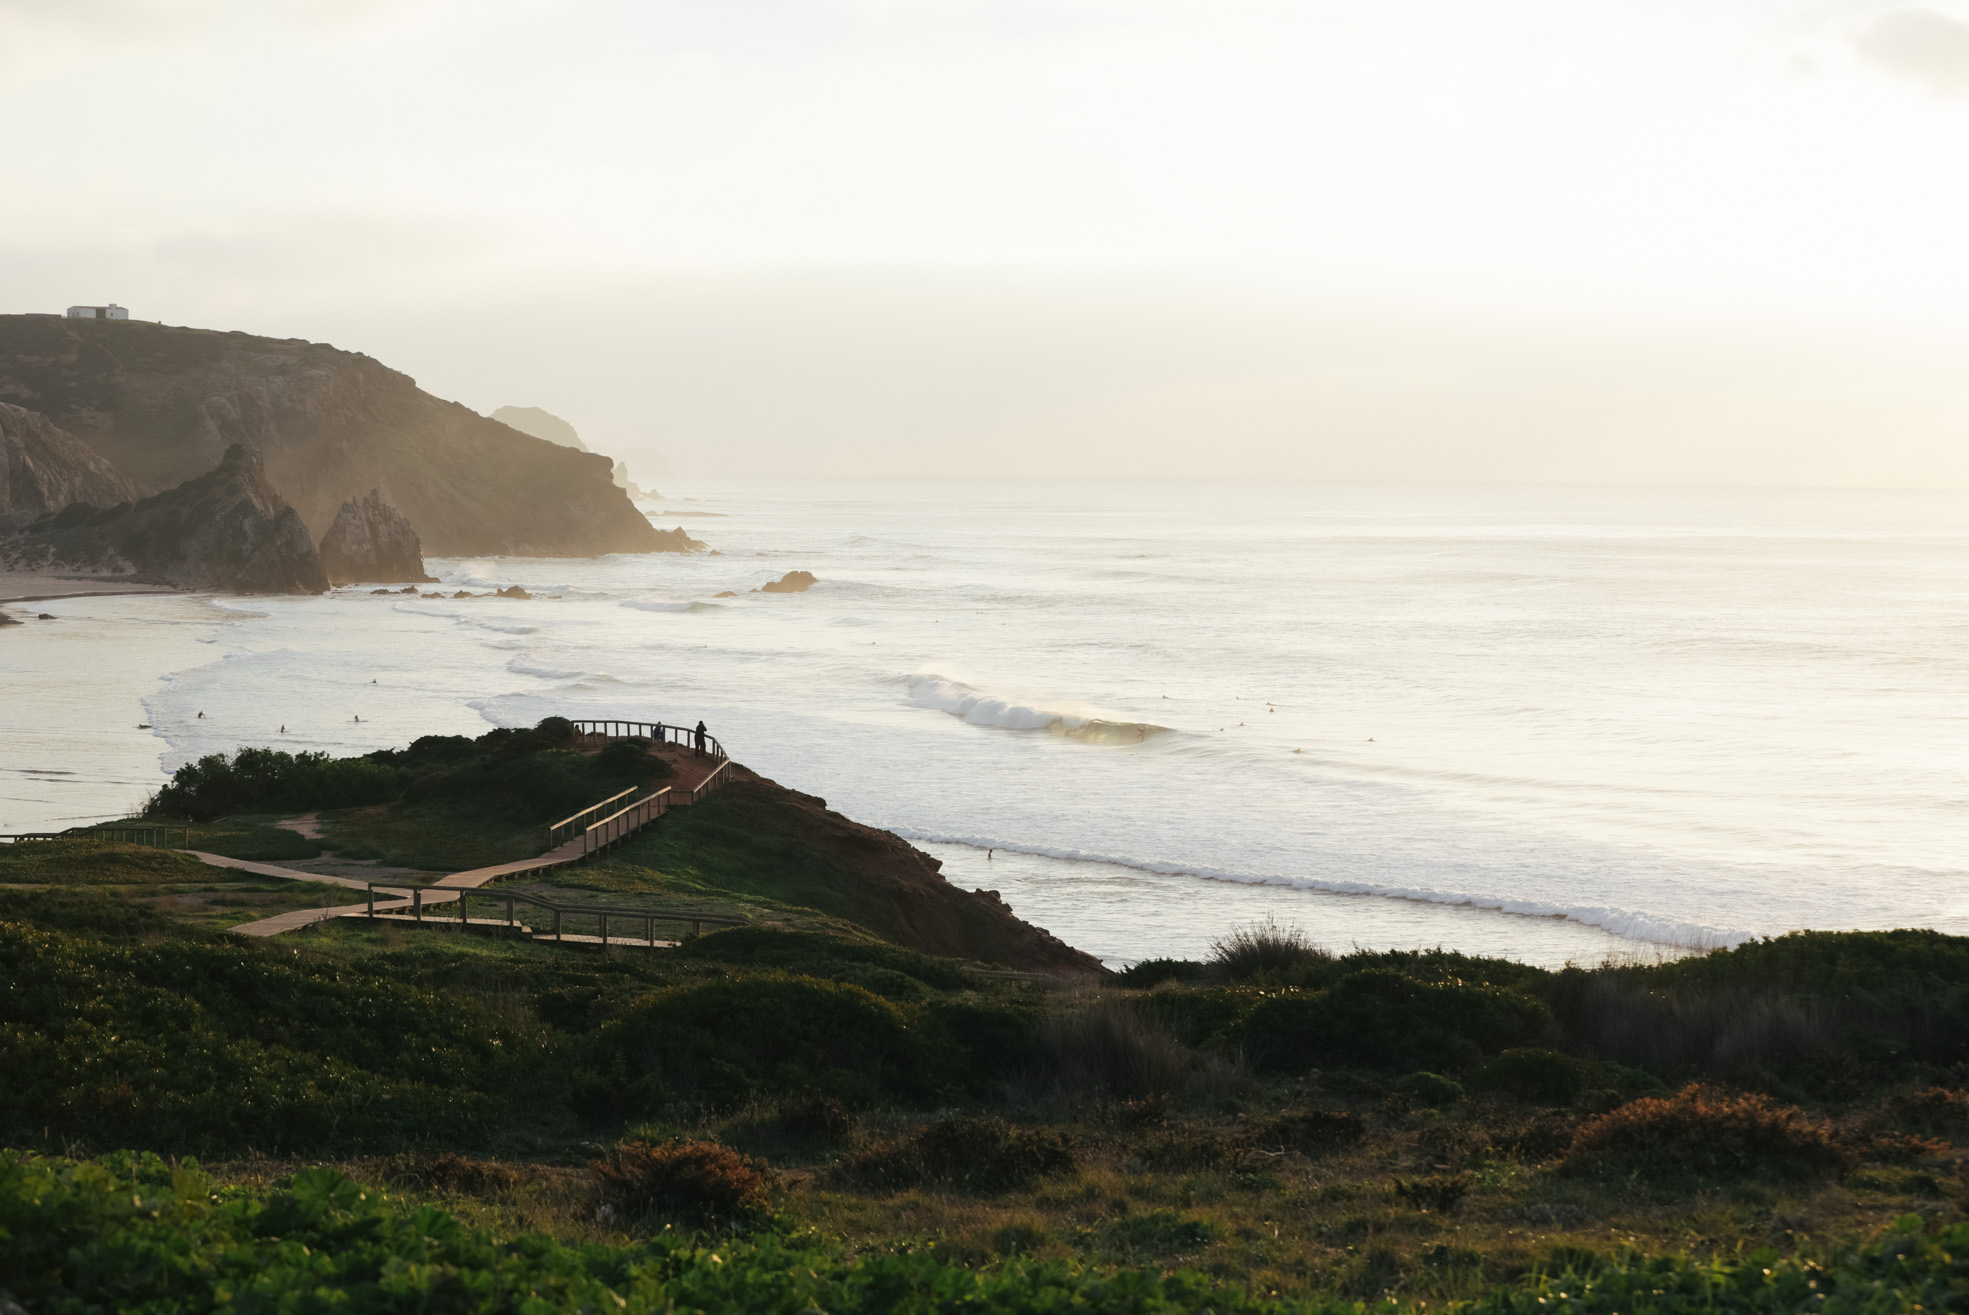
[318,489,436,585]
[0,316,675,558]
[0,402,137,527]
[2,444,327,593]
[757,570,817,593]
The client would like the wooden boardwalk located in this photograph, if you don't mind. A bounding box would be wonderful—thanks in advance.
[220,729,731,939]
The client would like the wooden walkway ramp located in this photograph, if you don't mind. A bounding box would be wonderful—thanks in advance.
[221,720,732,939]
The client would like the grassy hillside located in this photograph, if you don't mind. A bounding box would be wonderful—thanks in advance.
[3,846,1968,1308]
[9,722,1958,1308]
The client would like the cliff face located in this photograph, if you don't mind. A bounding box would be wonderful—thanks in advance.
[491,405,587,451]
[4,444,328,593]
[319,489,436,585]
[0,316,675,558]
[660,764,1107,977]
[0,402,137,527]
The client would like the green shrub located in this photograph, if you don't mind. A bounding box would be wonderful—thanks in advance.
[1041,994,1194,1100]
[1564,1084,1854,1181]
[1470,1048,1595,1105]
[1548,929,1969,1081]
[842,1115,1075,1193]
[593,1138,771,1222]
[1397,1071,1467,1106]
[1231,971,1552,1074]
[148,747,399,820]
[577,973,938,1115]
[1118,957,1205,989]
[1096,1209,1217,1261]
[0,920,517,1153]
[12,1149,1969,1314]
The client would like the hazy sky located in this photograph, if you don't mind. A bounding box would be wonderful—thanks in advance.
[4,0,1968,484]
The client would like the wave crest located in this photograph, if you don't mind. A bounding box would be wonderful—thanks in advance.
[907,674,1169,745]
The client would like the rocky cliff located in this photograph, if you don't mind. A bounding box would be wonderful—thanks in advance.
[3,444,328,593]
[0,316,675,558]
[318,489,436,585]
[0,402,137,527]
[491,405,587,451]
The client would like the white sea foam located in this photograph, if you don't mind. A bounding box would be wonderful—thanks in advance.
[18,480,1969,966]
[907,674,1170,744]
[884,828,1749,951]
[622,599,695,613]
[507,656,586,680]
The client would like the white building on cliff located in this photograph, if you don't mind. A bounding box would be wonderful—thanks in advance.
[65,303,128,320]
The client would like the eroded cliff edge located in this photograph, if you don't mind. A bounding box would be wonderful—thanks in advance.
[0,315,670,558]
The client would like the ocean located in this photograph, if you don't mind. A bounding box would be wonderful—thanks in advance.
[5,479,1967,968]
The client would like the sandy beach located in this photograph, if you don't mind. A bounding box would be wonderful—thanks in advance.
[0,570,177,607]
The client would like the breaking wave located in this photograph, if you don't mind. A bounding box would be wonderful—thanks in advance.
[906,674,1171,745]
[885,829,1748,951]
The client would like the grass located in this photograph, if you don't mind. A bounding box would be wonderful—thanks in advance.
[14,743,1969,1308]
[0,838,209,885]
[318,801,547,870]
[6,877,1969,1305]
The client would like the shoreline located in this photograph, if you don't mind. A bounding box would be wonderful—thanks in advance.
[0,573,179,606]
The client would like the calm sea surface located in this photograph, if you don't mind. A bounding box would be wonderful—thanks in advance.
[6,480,1967,967]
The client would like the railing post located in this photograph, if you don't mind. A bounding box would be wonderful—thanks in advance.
[414,889,423,922]
[367,884,374,919]
[601,913,608,948]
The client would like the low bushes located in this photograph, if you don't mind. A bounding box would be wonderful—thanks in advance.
[841,1115,1075,1193]
[13,1149,1969,1313]
[574,973,941,1116]
[1564,1084,1854,1181]
[593,1138,771,1222]
[1040,994,1194,1100]
[1209,916,1329,982]
[148,746,398,820]
[0,919,520,1153]
[1469,1048,1596,1105]
[1231,971,1552,1074]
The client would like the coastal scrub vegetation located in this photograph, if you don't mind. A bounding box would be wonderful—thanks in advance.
[14,770,1969,1306]
[143,716,670,822]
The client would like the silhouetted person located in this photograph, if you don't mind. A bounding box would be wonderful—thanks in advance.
[694,720,706,754]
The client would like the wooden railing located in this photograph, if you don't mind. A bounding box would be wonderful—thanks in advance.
[578,788,668,856]
[366,881,746,947]
[677,758,731,805]
[0,825,170,846]
[570,719,727,760]
[547,787,640,848]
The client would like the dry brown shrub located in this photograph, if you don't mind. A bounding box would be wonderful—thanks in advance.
[1250,1108,1366,1156]
[1886,1086,1969,1134]
[592,1139,771,1222]
[841,1116,1074,1194]
[1565,1084,1853,1180]
[378,1152,521,1196]
[1863,1132,1950,1164]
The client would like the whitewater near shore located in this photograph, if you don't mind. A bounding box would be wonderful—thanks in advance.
[6,479,1968,967]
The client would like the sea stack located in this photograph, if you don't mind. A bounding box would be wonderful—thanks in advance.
[319,489,437,585]
[2,443,328,593]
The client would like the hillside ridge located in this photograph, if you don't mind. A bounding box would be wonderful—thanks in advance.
[0,315,670,558]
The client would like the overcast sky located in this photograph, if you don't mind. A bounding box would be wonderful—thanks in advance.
[4,0,1968,484]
